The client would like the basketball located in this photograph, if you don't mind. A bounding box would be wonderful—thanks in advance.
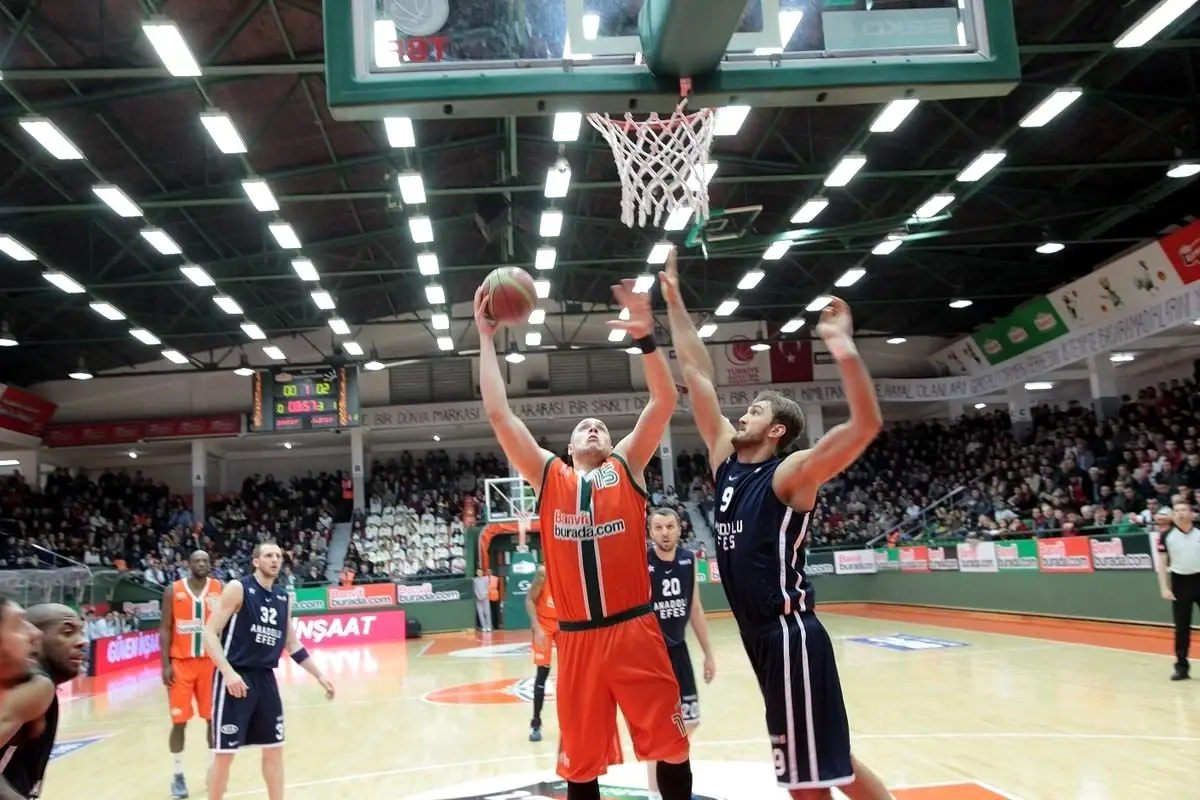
[482,267,537,324]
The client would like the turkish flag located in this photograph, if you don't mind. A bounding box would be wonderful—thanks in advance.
[769,339,813,383]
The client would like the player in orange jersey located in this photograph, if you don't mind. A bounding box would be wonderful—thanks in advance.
[476,279,692,800]
[160,550,222,799]
[526,564,557,742]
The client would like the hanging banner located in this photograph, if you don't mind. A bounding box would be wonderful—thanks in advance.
[996,540,1039,571]
[44,414,243,448]
[927,545,960,572]
[1089,535,1154,571]
[972,296,1069,366]
[957,541,999,573]
[0,384,56,437]
[1036,537,1094,573]
[834,550,876,575]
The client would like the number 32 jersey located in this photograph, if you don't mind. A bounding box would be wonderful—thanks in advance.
[221,575,289,670]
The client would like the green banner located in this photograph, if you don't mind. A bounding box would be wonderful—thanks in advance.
[874,548,900,570]
[995,539,1039,570]
[288,586,328,612]
[1089,534,1154,570]
[971,296,1067,365]
[394,577,473,603]
[503,551,538,630]
[696,559,711,583]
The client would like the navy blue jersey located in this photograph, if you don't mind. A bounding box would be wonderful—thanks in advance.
[648,546,695,646]
[222,575,289,671]
[713,454,814,630]
[0,668,57,798]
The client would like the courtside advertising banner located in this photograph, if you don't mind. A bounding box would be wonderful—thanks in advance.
[326,582,397,610]
[957,541,999,573]
[1036,536,1094,573]
[805,550,835,577]
[899,546,930,572]
[288,586,328,612]
[834,550,877,575]
[1089,535,1154,570]
[874,548,901,570]
[996,539,1039,570]
[290,609,408,648]
[927,545,960,571]
[90,629,162,677]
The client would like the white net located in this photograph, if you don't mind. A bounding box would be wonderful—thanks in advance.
[587,100,717,228]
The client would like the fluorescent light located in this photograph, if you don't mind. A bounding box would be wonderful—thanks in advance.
[545,165,572,198]
[608,328,627,343]
[540,210,564,237]
[713,106,751,136]
[92,185,143,217]
[291,259,320,281]
[162,349,189,365]
[140,228,182,255]
[234,361,254,377]
[142,19,201,76]
[1167,161,1200,178]
[19,117,84,160]
[872,235,904,256]
[241,322,266,340]
[715,299,739,317]
[343,341,364,356]
[886,337,907,344]
[397,173,426,205]
[408,216,434,243]
[199,111,247,154]
[751,339,770,352]
[89,302,125,321]
[42,271,85,294]
[763,241,792,261]
[310,290,335,310]
[528,308,546,325]
[241,179,279,212]
[806,296,833,312]
[534,279,551,299]
[0,460,18,466]
[436,336,455,351]
[791,198,829,224]
[949,299,973,309]
[213,295,243,315]
[755,9,804,54]
[1115,0,1200,48]
[686,162,719,191]
[417,252,439,276]
[664,207,693,231]
[913,193,956,219]
[1019,88,1083,128]
[835,268,866,288]
[824,154,867,187]
[1037,242,1065,254]
[647,242,673,264]
[431,312,450,330]
[425,284,445,305]
[525,331,542,347]
[552,112,583,142]
[956,150,1007,182]
[698,323,718,338]
[68,368,93,381]
[384,117,415,148]
[1024,382,1053,391]
[535,247,557,271]
[0,236,36,261]
[329,318,351,335]
[738,269,765,290]
[780,319,804,333]
[633,274,656,294]
[364,359,385,371]
[619,308,631,321]
[625,346,642,355]
[505,348,526,364]
[268,222,301,249]
[1110,353,1136,363]
[180,265,214,287]
[974,402,987,410]
[582,12,600,38]
[869,98,920,133]
[130,328,161,345]
[263,345,286,361]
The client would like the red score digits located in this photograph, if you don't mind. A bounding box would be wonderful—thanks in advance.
[391,36,450,63]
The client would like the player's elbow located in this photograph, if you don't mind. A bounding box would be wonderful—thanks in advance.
[854,408,884,437]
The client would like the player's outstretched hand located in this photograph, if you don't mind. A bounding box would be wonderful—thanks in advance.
[703,654,716,684]
[658,246,681,307]
[319,675,335,700]
[608,279,653,339]
[815,296,854,342]
[223,670,248,698]
[473,283,497,337]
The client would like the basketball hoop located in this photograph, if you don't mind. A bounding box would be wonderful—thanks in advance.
[587,79,717,229]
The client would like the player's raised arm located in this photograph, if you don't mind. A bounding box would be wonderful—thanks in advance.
[612,279,678,476]
[660,252,735,475]
[475,285,557,492]
[772,297,882,508]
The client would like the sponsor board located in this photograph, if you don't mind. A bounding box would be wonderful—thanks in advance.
[49,735,107,762]
[848,634,970,652]
[291,610,407,647]
[899,546,929,573]
[805,550,835,577]
[326,582,397,609]
[708,559,721,584]
[91,629,161,676]
[1089,535,1154,571]
[874,548,901,570]
[957,541,999,573]
[927,545,959,572]
[288,586,328,612]
[447,642,534,659]
[1036,537,1094,573]
[424,676,558,705]
[834,550,877,575]
[122,600,161,621]
[996,539,1039,571]
[395,580,466,604]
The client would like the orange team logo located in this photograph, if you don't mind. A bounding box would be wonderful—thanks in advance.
[424,677,557,706]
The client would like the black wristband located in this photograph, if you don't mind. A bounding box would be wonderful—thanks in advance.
[634,335,657,354]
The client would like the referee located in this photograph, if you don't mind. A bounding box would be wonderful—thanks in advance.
[1156,501,1200,681]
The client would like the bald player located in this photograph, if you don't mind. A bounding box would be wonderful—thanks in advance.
[161,550,222,799]
[0,602,87,799]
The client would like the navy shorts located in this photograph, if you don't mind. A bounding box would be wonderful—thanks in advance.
[742,612,853,790]
[212,669,284,752]
[667,642,699,724]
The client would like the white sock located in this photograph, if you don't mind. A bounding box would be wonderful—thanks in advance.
[172,753,184,774]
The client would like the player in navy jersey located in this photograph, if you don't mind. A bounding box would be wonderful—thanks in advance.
[203,543,335,800]
[662,249,893,800]
[645,507,715,800]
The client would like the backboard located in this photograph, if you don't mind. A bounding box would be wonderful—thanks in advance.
[325,0,1020,120]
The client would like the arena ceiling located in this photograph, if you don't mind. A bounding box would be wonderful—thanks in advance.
[0,0,1198,386]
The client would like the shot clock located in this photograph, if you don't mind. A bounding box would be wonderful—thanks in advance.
[251,366,361,432]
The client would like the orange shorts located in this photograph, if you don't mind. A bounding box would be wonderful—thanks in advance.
[533,618,558,667]
[169,657,215,723]
[555,611,689,783]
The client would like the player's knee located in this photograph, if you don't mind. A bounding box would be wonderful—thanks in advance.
[788,789,832,800]
[684,720,699,736]
[261,746,284,764]
[660,743,690,765]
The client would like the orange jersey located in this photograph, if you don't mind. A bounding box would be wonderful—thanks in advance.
[536,582,558,630]
[537,454,652,625]
[169,577,222,660]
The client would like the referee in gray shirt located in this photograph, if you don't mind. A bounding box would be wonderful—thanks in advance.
[1156,501,1200,681]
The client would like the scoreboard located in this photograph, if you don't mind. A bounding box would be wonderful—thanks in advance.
[251,365,361,432]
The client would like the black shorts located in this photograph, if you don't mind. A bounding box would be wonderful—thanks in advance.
[667,642,699,724]
[741,612,853,790]
[212,669,284,752]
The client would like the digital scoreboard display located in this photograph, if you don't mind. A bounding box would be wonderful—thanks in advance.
[251,366,361,432]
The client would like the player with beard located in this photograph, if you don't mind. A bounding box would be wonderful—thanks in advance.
[0,602,86,800]
[661,249,893,800]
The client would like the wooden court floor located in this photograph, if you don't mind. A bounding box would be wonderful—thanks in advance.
[49,606,1200,799]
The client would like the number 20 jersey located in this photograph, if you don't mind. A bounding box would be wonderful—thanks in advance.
[712,454,815,631]
[221,575,289,671]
